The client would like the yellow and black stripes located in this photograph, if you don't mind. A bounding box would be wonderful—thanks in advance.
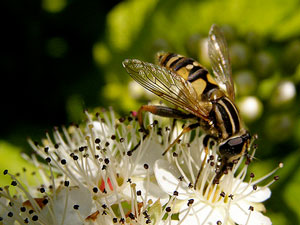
[157,53,218,96]
[157,52,242,141]
[213,96,241,139]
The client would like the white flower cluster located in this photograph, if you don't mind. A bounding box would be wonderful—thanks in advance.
[0,109,282,225]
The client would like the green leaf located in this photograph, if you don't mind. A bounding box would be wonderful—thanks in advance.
[0,141,37,186]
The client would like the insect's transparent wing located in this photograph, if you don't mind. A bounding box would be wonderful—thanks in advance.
[208,24,235,101]
[123,59,211,119]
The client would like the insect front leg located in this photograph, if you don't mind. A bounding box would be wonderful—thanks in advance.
[162,122,201,156]
[137,105,195,133]
[194,135,217,189]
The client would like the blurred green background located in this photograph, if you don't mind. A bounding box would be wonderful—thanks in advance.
[1,0,300,224]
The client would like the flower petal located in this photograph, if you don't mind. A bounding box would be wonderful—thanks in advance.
[245,187,271,203]
[132,140,164,175]
[234,182,271,202]
[154,159,194,200]
[122,177,169,205]
[40,186,93,225]
[179,200,225,225]
[230,201,271,225]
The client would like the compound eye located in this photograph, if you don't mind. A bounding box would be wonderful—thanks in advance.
[219,137,245,158]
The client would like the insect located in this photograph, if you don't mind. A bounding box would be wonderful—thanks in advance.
[122,24,251,185]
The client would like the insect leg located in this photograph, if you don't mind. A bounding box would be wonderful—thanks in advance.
[162,122,200,156]
[137,105,195,133]
[213,159,232,184]
[129,105,195,155]
[194,135,216,189]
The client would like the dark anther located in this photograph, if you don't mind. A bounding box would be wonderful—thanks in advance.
[42,199,48,205]
[187,199,194,206]
[73,205,79,210]
[32,215,38,221]
[61,159,66,165]
[93,187,98,193]
[95,138,101,144]
[128,213,135,219]
[45,157,51,163]
[173,191,178,196]
[64,181,70,187]
[144,164,149,169]
[165,207,171,212]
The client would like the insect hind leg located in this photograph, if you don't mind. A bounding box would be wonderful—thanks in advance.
[137,105,195,133]
[129,105,195,155]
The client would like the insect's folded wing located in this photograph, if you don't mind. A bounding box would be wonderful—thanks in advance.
[208,24,235,101]
[123,59,211,120]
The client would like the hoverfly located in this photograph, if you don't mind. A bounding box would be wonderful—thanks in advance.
[122,24,251,185]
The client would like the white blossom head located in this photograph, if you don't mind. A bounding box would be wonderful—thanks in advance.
[0,109,282,224]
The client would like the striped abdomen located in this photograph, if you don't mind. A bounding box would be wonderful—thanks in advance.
[157,53,219,97]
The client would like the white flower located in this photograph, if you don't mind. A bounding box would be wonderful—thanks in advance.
[0,109,170,224]
[154,134,283,225]
[0,108,282,224]
[27,109,169,206]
